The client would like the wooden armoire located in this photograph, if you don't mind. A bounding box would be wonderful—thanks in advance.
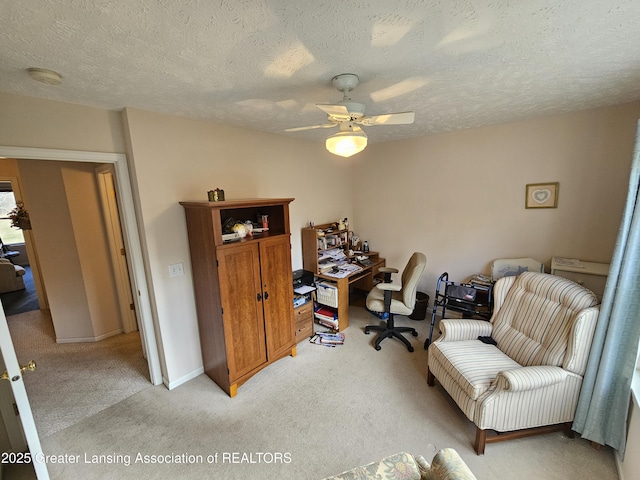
[180,198,295,397]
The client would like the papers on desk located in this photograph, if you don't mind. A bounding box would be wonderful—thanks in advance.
[318,248,347,268]
[322,263,363,278]
[294,285,316,295]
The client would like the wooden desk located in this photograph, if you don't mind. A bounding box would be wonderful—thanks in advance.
[315,255,385,331]
[301,223,386,331]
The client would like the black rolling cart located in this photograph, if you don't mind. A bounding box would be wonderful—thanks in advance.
[424,272,493,349]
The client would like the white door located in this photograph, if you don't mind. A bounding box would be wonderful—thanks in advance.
[0,305,49,479]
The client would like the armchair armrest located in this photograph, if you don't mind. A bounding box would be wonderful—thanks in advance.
[376,282,401,292]
[564,306,600,375]
[437,319,493,342]
[494,366,568,392]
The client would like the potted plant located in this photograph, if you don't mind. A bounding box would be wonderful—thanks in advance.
[8,201,31,230]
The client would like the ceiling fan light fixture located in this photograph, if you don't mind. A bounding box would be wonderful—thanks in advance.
[326,129,367,158]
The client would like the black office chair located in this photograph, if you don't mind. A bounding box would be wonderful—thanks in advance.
[364,252,427,352]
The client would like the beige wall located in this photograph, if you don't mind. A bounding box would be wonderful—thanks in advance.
[351,102,640,293]
[0,93,126,153]
[0,94,127,343]
[14,160,92,339]
[17,160,121,342]
[62,164,122,339]
[122,107,354,385]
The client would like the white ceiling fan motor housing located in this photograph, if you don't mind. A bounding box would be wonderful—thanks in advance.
[331,74,364,119]
[332,73,359,93]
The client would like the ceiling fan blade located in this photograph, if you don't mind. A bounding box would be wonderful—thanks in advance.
[284,123,337,132]
[358,111,415,126]
[316,103,351,119]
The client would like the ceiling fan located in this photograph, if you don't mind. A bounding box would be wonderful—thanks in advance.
[285,74,415,157]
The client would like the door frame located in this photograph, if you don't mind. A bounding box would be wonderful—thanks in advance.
[0,146,162,386]
[95,165,138,334]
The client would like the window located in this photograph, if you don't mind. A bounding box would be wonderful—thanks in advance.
[0,190,25,245]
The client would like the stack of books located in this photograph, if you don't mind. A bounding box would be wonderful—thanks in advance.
[309,332,345,347]
[314,306,338,330]
[468,273,492,286]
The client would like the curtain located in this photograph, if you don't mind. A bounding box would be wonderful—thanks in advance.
[573,120,640,456]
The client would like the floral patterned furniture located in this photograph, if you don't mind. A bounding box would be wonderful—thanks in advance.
[428,271,600,454]
[322,449,477,480]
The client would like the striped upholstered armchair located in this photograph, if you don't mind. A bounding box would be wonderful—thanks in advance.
[427,271,600,454]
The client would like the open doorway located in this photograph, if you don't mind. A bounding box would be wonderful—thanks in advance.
[1,160,151,438]
[0,179,41,316]
[0,145,162,456]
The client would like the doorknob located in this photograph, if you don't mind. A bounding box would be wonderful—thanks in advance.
[1,360,36,382]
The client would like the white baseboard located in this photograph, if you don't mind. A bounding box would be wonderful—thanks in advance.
[56,328,122,343]
[163,367,204,390]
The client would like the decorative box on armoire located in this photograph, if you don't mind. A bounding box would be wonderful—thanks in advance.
[180,198,296,397]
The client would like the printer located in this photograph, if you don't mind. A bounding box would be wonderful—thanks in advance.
[293,269,314,289]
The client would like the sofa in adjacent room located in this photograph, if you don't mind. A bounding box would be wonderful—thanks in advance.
[0,258,26,293]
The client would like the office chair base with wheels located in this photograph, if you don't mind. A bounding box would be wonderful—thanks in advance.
[364,316,418,351]
[364,252,427,352]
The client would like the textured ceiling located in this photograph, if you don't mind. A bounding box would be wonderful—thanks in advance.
[2,0,640,146]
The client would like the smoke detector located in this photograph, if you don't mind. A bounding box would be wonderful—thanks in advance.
[27,68,63,85]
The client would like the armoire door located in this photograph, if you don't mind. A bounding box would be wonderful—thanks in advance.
[259,236,295,360]
[217,242,267,381]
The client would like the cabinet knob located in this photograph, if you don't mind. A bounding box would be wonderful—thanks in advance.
[257,293,262,301]
[264,291,269,300]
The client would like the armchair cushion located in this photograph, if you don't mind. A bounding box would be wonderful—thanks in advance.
[430,340,521,400]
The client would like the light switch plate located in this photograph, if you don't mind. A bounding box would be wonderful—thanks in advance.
[169,263,184,277]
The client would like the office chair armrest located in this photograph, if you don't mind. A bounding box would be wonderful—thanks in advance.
[376,283,402,292]
[378,267,399,274]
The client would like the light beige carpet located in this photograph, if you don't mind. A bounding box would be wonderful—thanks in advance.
[6,310,151,439]
[26,307,618,480]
